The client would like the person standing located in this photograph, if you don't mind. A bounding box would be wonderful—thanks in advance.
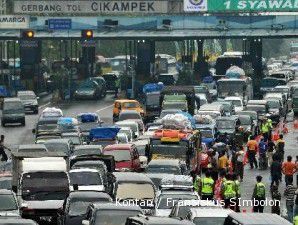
[258,138,268,170]
[0,135,8,162]
[246,136,258,169]
[218,152,230,172]
[235,150,245,182]
[282,156,296,186]
[276,134,285,162]
[214,169,226,201]
[199,171,215,200]
[270,154,282,187]
[252,175,266,213]
[295,156,298,186]
[232,173,241,212]
[267,138,275,166]
[284,176,296,223]
[271,184,281,215]
[260,118,270,141]
[221,174,237,210]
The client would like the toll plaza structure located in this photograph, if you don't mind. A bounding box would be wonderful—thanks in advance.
[0,0,298,95]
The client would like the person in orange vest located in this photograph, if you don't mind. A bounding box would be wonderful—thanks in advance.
[246,136,258,169]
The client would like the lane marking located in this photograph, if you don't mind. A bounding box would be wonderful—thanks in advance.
[38,102,51,109]
[95,104,113,113]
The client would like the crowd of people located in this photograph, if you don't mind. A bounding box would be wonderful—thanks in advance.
[191,118,298,223]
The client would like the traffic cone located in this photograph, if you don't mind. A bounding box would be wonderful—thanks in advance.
[294,119,298,129]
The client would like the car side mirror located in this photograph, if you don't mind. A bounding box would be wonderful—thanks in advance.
[82,220,90,225]
[32,129,36,134]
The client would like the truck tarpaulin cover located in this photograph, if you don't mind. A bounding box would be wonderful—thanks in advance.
[89,127,120,139]
[143,83,164,94]
[78,113,98,123]
[225,66,245,79]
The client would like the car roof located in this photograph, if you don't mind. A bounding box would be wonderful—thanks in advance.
[120,110,141,115]
[75,145,102,150]
[115,99,139,103]
[69,191,111,200]
[62,132,79,137]
[0,189,14,194]
[44,139,70,144]
[4,97,21,102]
[189,208,232,218]
[18,144,47,149]
[17,90,35,95]
[224,96,242,100]
[227,212,291,225]
[113,172,153,183]
[70,168,99,173]
[148,159,180,166]
[0,218,38,225]
[91,202,142,211]
[104,144,134,150]
[129,215,195,225]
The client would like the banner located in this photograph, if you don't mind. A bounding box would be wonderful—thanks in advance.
[185,0,298,12]
[0,15,29,29]
[14,0,168,14]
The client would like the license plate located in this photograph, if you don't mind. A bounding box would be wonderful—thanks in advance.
[40,216,52,221]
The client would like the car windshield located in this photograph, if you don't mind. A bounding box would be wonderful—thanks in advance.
[146,165,181,175]
[95,210,140,225]
[226,100,242,107]
[119,112,141,120]
[136,145,146,156]
[201,129,214,138]
[22,172,68,201]
[3,102,23,112]
[163,102,186,110]
[239,117,250,125]
[80,81,96,89]
[116,183,155,199]
[70,171,102,186]
[271,74,286,79]
[37,124,58,131]
[123,102,139,108]
[216,120,235,129]
[238,112,257,120]
[193,217,226,225]
[64,136,81,145]
[19,94,35,100]
[0,179,12,190]
[45,143,69,153]
[246,105,266,113]
[157,194,198,209]
[267,100,280,108]
[69,200,98,216]
[73,149,99,157]
[104,150,131,162]
[0,194,17,210]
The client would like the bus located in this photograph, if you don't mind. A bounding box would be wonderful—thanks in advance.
[217,77,254,103]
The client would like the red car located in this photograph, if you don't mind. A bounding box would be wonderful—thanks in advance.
[103,144,141,172]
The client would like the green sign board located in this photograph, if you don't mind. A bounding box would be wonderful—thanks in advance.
[184,0,298,12]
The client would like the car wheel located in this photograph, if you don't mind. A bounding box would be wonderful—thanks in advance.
[34,108,39,114]
[21,119,26,126]
[1,121,5,127]
[101,90,107,98]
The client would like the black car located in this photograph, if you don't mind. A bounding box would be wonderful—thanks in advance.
[83,203,143,225]
[102,73,119,92]
[58,191,112,225]
[0,217,38,225]
[89,76,107,97]
[145,159,188,175]
[126,216,195,225]
[17,91,39,114]
[74,80,105,100]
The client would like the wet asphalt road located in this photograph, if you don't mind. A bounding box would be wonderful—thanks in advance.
[0,93,297,216]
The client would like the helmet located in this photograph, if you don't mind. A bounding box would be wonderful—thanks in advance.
[238,126,244,131]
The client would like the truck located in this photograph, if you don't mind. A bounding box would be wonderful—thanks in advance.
[148,129,202,172]
[11,152,69,223]
[160,86,199,115]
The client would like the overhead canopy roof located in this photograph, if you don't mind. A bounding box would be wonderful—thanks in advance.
[1,29,298,40]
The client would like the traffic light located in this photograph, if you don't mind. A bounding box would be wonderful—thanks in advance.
[81,30,93,38]
[21,30,34,38]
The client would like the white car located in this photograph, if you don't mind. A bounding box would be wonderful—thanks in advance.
[69,168,105,192]
[224,96,244,112]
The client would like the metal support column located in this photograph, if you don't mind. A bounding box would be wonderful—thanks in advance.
[250,38,263,98]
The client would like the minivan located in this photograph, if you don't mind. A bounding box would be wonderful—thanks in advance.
[1,98,25,127]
